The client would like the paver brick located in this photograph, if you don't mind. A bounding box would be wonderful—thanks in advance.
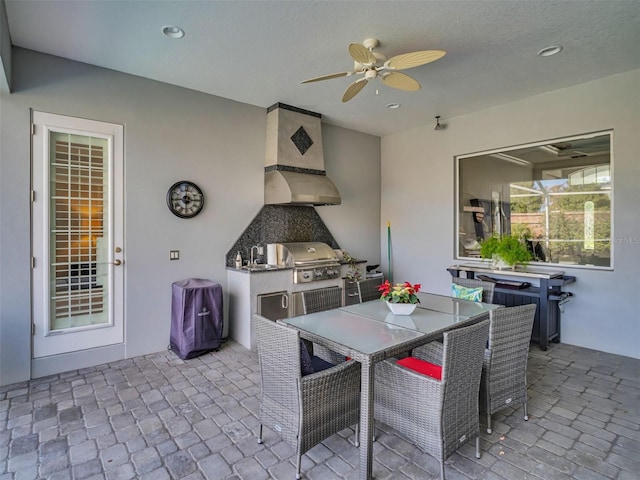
[9,433,39,456]
[131,447,161,474]
[125,435,146,454]
[528,444,577,475]
[198,453,233,479]
[69,439,98,464]
[0,342,637,480]
[188,442,210,461]
[232,456,270,480]
[99,443,128,470]
[606,452,640,474]
[139,467,171,480]
[165,450,196,478]
[566,449,620,478]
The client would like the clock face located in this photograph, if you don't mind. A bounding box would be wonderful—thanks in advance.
[167,181,204,218]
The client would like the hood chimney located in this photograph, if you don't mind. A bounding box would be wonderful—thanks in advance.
[264,103,341,206]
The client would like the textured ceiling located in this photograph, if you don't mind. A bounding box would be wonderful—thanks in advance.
[5,0,640,136]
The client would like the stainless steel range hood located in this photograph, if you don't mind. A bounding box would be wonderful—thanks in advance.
[265,169,340,205]
[264,103,341,206]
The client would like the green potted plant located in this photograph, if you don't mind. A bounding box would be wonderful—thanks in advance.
[479,235,532,270]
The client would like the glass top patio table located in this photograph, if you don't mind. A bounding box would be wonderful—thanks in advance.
[282,308,426,357]
[282,309,428,480]
[415,291,501,316]
[339,291,500,334]
[280,292,498,480]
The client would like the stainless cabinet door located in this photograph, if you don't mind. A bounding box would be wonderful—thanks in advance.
[257,291,289,320]
[291,292,304,317]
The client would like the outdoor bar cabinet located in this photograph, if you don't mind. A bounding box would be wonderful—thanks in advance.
[448,264,575,350]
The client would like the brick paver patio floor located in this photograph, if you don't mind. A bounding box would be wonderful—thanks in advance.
[1,341,638,479]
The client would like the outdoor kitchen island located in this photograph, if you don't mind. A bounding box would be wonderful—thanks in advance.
[226,262,359,350]
[226,241,369,351]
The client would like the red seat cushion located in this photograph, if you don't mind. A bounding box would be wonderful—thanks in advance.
[397,357,442,380]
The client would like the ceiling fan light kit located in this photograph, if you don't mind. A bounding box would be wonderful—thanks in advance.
[302,38,446,103]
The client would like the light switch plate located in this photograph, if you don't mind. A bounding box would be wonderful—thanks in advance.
[170,250,179,260]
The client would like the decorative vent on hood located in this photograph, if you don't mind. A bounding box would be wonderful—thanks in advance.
[264,103,341,206]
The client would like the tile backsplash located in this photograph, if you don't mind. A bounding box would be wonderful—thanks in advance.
[226,205,339,267]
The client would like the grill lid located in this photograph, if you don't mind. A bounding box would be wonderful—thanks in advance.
[276,242,339,267]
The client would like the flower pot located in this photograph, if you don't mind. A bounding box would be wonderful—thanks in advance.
[385,301,417,315]
[491,254,511,270]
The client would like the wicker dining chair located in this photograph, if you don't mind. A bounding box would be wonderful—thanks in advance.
[357,279,383,303]
[481,303,537,433]
[374,319,490,480]
[301,286,343,314]
[253,314,361,479]
[452,276,496,304]
[412,277,495,362]
[301,286,346,364]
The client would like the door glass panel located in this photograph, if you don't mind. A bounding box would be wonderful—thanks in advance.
[49,133,109,331]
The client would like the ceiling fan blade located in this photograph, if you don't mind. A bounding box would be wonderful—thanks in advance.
[301,71,353,83]
[342,79,368,102]
[381,72,421,91]
[349,43,376,65]
[385,50,446,70]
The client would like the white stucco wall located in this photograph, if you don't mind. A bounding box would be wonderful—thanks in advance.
[319,123,382,265]
[381,69,640,359]
[0,48,381,386]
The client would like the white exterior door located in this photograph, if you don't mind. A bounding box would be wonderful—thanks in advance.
[32,112,124,358]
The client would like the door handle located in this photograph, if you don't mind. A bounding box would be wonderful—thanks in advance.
[111,259,122,266]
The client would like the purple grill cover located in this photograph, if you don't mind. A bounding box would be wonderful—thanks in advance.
[170,278,223,359]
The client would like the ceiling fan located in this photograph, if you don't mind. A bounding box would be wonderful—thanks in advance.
[302,38,446,102]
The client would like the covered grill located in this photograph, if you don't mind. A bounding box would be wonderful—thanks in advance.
[275,242,340,283]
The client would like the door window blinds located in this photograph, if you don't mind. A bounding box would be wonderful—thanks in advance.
[49,133,109,330]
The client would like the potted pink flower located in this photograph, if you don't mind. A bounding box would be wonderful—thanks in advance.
[378,280,421,315]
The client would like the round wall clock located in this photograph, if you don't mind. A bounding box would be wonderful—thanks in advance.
[166,181,204,218]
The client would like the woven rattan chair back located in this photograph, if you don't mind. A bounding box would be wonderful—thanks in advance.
[301,286,342,314]
[453,277,495,304]
[358,279,382,303]
[254,314,361,479]
[440,320,490,460]
[301,286,345,364]
[254,314,302,446]
[482,303,536,433]
[375,319,489,480]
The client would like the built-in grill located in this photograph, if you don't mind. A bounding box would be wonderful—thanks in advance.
[275,242,341,283]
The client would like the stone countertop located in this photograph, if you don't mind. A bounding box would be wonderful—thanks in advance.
[226,265,290,274]
[226,259,367,274]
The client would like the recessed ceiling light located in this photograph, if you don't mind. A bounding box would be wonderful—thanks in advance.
[537,45,562,57]
[386,103,400,109]
[162,26,185,39]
